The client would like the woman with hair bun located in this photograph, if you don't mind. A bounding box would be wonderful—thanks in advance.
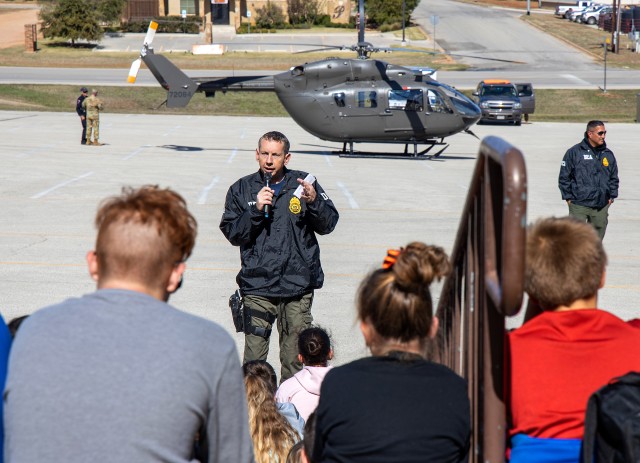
[276,326,333,422]
[312,242,471,463]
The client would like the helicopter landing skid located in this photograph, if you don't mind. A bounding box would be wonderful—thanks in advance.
[336,141,449,160]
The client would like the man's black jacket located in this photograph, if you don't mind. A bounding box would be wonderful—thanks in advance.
[76,94,86,117]
[558,138,619,209]
[220,168,339,298]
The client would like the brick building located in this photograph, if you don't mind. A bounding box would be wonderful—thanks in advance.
[127,0,352,30]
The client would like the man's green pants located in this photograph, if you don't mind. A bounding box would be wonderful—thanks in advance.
[243,292,313,383]
[568,202,610,240]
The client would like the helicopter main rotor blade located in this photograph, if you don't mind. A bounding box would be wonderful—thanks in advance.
[379,46,526,65]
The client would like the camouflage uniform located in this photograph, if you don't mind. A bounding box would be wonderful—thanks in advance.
[82,93,104,145]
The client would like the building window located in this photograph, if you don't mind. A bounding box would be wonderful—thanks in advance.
[180,0,195,15]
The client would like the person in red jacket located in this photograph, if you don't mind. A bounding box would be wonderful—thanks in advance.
[508,217,640,463]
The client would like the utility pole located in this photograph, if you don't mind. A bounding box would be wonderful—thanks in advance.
[402,0,406,45]
[615,0,622,54]
[603,37,608,92]
[611,0,617,53]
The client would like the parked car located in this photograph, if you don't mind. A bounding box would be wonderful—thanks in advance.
[568,3,601,21]
[581,5,611,24]
[556,0,594,18]
[515,83,535,122]
[472,80,522,126]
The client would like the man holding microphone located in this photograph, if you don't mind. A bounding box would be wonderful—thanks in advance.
[220,131,339,382]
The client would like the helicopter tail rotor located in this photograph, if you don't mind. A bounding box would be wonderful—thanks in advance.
[127,21,158,84]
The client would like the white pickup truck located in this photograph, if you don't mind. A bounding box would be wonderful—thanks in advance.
[555,0,595,18]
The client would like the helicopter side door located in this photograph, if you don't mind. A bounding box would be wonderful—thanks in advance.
[383,89,427,140]
[332,87,385,139]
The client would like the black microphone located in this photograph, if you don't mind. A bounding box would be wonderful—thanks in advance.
[264,173,272,218]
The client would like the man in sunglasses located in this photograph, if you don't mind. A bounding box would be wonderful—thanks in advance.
[558,120,619,240]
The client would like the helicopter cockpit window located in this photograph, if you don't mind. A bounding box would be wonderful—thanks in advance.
[426,90,451,113]
[388,89,423,111]
[357,91,377,108]
[334,93,346,107]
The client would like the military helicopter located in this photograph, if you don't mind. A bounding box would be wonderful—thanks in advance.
[127,2,520,158]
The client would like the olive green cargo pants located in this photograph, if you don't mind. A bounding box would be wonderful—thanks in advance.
[568,202,610,240]
[243,292,313,383]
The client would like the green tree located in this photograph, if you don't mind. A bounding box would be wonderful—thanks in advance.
[365,0,419,27]
[92,0,127,24]
[255,1,286,29]
[39,0,103,45]
[288,0,321,25]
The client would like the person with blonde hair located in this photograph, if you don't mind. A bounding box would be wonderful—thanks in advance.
[313,242,471,462]
[244,360,301,463]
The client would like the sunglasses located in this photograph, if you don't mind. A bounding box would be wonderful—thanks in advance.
[591,130,607,136]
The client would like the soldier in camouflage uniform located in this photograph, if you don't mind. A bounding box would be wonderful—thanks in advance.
[82,89,104,146]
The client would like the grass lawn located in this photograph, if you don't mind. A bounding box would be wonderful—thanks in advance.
[521,13,640,69]
[0,39,466,70]
[1,84,638,122]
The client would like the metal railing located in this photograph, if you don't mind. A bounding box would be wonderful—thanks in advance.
[434,136,527,463]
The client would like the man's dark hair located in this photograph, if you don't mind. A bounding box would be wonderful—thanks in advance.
[8,315,29,338]
[586,120,605,132]
[258,131,290,153]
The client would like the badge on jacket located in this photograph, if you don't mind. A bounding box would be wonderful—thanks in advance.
[603,157,609,167]
[289,197,301,214]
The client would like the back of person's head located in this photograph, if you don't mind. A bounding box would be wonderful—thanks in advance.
[243,360,298,463]
[242,360,277,393]
[525,217,606,311]
[298,327,332,367]
[302,411,317,463]
[94,185,197,290]
[358,242,451,342]
[286,441,304,463]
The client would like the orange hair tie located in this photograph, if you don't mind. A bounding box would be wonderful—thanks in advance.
[382,248,402,270]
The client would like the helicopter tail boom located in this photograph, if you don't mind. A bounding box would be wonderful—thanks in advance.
[142,52,199,108]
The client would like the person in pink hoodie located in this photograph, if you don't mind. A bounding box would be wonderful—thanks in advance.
[276,327,333,422]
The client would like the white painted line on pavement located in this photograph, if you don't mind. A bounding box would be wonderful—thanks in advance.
[227,147,238,164]
[324,153,333,167]
[17,144,56,158]
[240,129,247,139]
[31,171,94,199]
[198,176,220,205]
[561,74,592,87]
[123,145,151,160]
[336,181,359,209]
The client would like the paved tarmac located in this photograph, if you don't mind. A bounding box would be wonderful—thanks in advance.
[1,112,639,373]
